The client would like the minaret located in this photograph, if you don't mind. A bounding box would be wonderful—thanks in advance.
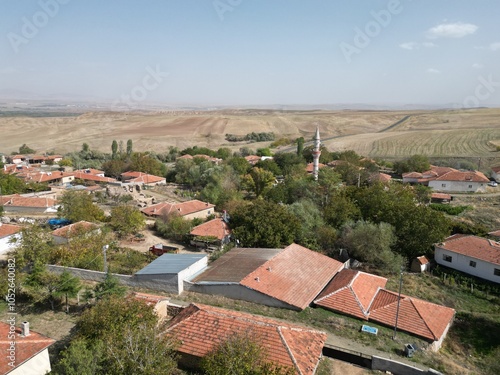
[312,127,321,180]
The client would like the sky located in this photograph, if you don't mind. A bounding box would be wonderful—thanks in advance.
[1,0,499,107]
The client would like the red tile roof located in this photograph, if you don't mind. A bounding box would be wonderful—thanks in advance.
[131,292,168,306]
[431,193,452,200]
[52,221,99,238]
[23,171,71,183]
[123,172,165,184]
[177,154,194,160]
[74,168,105,176]
[415,255,430,265]
[165,303,326,375]
[190,218,231,240]
[434,170,490,183]
[72,172,117,183]
[245,155,261,164]
[0,223,22,239]
[437,235,500,265]
[369,289,455,341]
[142,200,215,217]
[314,269,387,319]
[491,166,500,173]
[369,172,392,183]
[0,322,55,374]
[240,244,345,310]
[0,194,57,208]
[305,163,326,173]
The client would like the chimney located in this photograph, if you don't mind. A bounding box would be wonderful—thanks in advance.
[267,267,272,272]
[21,321,30,337]
[255,277,260,282]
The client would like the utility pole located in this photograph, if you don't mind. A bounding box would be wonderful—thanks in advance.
[393,266,404,340]
[102,245,109,273]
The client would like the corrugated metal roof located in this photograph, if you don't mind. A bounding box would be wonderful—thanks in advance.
[135,254,207,275]
[193,248,283,283]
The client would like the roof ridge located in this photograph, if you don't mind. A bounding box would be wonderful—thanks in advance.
[313,285,346,303]
[348,285,369,317]
[277,326,302,375]
[365,287,385,314]
[407,298,436,340]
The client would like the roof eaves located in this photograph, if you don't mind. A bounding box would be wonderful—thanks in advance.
[277,326,301,375]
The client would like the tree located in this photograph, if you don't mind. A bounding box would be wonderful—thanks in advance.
[155,214,193,242]
[93,272,126,301]
[230,200,301,248]
[53,338,104,375]
[58,158,73,167]
[111,140,118,159]
[227,156,251,175]
[244,167,275,197]
[201,332,294,375]
[126,139,133,158]
[18,143,36,154]
[287,199,324,250]
[102,159,127,178]
[0,170,28,195]
[58,191,105,223]
[82,143,90,153]
[338,221,402,273]
[129,152,166,176]
[55,271,82,314]
[14,225,54,269]
[394,154,430,174]
[296,137,304,156]
[109,205,145,237]
[75,296,179,375]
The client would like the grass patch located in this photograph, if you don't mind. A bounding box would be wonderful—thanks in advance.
[107,247,155,275]
[429,203,471,215]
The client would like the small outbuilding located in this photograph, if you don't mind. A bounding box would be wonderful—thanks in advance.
[410,255,431,273]
[134,253,208,294]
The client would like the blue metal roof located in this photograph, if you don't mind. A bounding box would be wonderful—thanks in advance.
[135,253,207,275]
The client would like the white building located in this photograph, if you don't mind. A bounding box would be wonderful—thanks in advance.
[0,223,22,257]
[428,170,490,193]
[0,321,55,375]
[492,166,500,183]
[435,235,500,283]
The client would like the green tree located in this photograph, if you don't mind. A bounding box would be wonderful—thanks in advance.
[55,271,82,314]
[19,143,36,154]
[111,140,118,159]
[0,170,28,195]
[201,332,294,375]
[53,338,104,375]
[58,158,73,167]
[287,199,324,250]
[58,191,105,223]
[102,159,127,178]
[93,272,126,301]
[394,154,430,174]
[82,143,90,153]
[109,205,146,237]
[126,139,133,158]
[22,262,63,310]
[296,137,304,156]
[227,156,251,175]
[244,167,275,197]
[338,221,402,273]
[129,152,166,176]
[155,214,193,242]
[231,200,300,248]
[14,225,53,269]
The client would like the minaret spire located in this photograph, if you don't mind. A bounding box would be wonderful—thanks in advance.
[312,127,321,180]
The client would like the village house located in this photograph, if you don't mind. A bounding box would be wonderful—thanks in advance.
[435,235,500,284]
[120,171,166,186]
[430,192,452,204]
[0,321,55,375]
[402,165,457,185]
[130,292,170,321]
[428,170,490,193]
[410,255,432,273]
[8,154,62,165]
[0,223,22,257]
[51,221,100,245]
[0,194,59,214]
[314,269,455,351]
[188,243,345,310]
[142,199,215,220]
[165,303,327,374]
[189,217,231,250]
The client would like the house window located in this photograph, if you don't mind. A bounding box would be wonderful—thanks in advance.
[442,254,452,263]
[207,210,211,214]
[469,260,477,268]
[494,269,500,276]
[468,185,473,189]
[441,184,446,188]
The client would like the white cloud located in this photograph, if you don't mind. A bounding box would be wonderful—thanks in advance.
[400,42,418,50]
[472,63,483,69]
[489,42,500,51]
[426,68,441,74]
[426,22,478,39]
[399,42,437,50]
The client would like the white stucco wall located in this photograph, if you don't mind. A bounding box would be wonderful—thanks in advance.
[435,246,500,283]
[8,348,52,375]
[0,233,21,256]
[429,180,486,193]
[177,256,208,294]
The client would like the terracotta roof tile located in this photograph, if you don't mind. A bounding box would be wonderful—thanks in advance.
[314,269,387,319]
[305,163,326,173]
[0,223,22,238]
[142,200,215,217]
[72,172,117,183]
[437,235,500,265]
[434,170,489,183]
[165,303,326,375]
[52,221,99,238]
[240,244,344,310]
[131,292,168,306]
[369,290,455,341]
[190,218,231,240]
[0,322,55,374]
[0,194,57,208]
[431,193,452,200]
[416,255,430,265]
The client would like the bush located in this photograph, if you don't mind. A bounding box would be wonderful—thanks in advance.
[430,204,471,215]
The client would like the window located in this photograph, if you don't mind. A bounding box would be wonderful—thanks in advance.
[469,260,477,268]
[441,184,446,188]
[468,185,473,188]
[494,269,500,276]
[443,254,452,262]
